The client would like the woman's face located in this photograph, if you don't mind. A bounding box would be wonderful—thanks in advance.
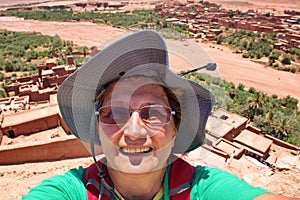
[98,77,177,173]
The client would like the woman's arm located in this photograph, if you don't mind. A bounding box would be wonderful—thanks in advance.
[255,194,300,200]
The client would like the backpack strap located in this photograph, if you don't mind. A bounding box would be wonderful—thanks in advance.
[83,160,117,200]
[168,158,195,200]
[83,157,195,200]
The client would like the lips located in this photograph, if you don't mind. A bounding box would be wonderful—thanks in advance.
[120,147,153,155]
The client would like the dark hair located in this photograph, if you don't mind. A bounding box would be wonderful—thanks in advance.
[162,85,181,129]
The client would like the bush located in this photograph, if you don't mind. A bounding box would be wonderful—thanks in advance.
[248,87,256,93]
[281,57,291,65]
[290,47,300,59]
[281,54,294,65]
[0,89,6,98]
[269,50,281,60]
[237,83,245,91]
[256,51,263,59]
[278,67,296,73]
[0,71,4,81]
[242,53,249,58]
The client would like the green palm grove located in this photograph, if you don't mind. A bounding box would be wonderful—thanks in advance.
[184,72,300,147]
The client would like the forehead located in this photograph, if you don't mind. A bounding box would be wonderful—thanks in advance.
[103,76,168,104]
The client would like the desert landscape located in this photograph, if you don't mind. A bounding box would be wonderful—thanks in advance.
[0,0,299,199]
[0,17,299,101]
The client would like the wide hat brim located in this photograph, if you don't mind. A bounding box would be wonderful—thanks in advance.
[57,30,214,154]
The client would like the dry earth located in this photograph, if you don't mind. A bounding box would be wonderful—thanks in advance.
[208,0,299,14]
[0,0,299,199]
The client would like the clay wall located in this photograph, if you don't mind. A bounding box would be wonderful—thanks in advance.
[257,26,274,33]
[0,137,91,165]
[53,67,67,76]
[236,22,250,30]
[29,91,50,102]
[1,114,61,138]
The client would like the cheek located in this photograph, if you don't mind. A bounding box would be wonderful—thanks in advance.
[100,125,121,135]
[152,125,176,143]
[99,125,122,142]
[163,122,177,137]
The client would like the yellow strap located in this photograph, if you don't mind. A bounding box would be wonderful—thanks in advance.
[153,186,164,200]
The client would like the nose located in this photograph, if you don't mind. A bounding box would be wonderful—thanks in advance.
[123,112,147,140]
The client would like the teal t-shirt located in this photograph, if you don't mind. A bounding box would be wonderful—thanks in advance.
[22,165,268,200]
[22,168,86,200]
[190,166,269,200]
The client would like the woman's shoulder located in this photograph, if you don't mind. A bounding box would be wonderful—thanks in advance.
[22,167,86,200]
[191,165,269,200]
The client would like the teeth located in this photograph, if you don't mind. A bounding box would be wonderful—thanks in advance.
[122,147,151,153]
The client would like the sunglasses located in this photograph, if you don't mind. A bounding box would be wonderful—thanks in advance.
[96,105,176,126]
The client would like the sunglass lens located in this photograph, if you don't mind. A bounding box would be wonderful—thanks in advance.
[100,107,129,124]
[140,106,169,124]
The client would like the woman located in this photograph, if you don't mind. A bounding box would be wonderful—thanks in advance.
[23,30,299,200]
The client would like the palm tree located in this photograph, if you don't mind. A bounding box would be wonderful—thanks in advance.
[270,111,294,140]
[244,92,265,120]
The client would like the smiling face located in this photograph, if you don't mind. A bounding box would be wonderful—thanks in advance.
[97,77,177,173]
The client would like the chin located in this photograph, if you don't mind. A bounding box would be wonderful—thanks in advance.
[112,154,164,174]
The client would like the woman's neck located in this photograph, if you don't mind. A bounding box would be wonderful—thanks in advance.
[107,167,166,200]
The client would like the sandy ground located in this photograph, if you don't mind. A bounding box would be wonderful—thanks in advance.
[1,126,300,199]
[1,141,299,199]
[201,42,300,101]
[0,1,299,199]
[208,0,299,14]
